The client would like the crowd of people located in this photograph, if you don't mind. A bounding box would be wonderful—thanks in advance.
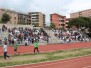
[53,28,90,43]
[0,25,50,46]
[0,25,90,45]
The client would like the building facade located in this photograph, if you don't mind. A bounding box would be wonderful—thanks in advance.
[0,9,45,27]
[0,9,18,24]
[0,8,31,25]
[50,13,66,28]
[18,13,31,25]
[29,12,45,27]
[70,9,91,18]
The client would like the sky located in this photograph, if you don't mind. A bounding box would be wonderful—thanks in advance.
[0,0,91,25]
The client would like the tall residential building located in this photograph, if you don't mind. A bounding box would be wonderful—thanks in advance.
[50,13,66,28]
[0,8,31,24]
[70,9,91,18]
[29,12,45,27]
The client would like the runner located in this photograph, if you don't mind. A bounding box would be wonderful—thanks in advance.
[14,42,19,55]
[34,41,39,54]
[3,43,10,60]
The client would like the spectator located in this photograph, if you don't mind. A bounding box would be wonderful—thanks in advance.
[25,39,28,46]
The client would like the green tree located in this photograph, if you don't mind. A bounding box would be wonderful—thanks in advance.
[80,17,91,28]
[50,23,55,29]
[1,13,10,23]
[68,17,89,28]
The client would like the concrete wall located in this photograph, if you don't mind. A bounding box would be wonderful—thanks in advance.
[0,24,33,29]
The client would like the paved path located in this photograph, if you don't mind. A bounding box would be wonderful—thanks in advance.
[6,55,91,68]
[0,42,91,55]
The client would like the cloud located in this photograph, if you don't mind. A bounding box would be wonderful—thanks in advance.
[28,0,70,25]
[68,0,91,11]
[66,0,91,17]
[0,0,91,26]
[0,0,33,13]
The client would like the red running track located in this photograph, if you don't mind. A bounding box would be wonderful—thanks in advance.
[7,55,91,68]
[0,42,91,55]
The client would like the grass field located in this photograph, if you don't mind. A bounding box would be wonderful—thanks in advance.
[1,47,91,67]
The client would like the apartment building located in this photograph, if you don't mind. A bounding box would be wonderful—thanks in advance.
[29,12,45,27]
[18,13,31,25]
[50,13,66,28]
[0,8,18,24]
[0,8,31,24]
[70,9,91,18]
[0,8,46,27]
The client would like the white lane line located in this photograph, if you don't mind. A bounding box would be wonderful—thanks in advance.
[83,66,91,68]
[24,57,91,68]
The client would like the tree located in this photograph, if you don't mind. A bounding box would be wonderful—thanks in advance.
[79,17,91,27]
[50,23,55,29]
[1,13,10,23]
[68,17,90,29]
[68,17,91,33]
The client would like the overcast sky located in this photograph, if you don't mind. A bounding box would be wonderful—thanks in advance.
[0,0,91,25]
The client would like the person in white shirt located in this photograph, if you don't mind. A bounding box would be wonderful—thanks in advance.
[3,43,10,60]
[25,39,28,46]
